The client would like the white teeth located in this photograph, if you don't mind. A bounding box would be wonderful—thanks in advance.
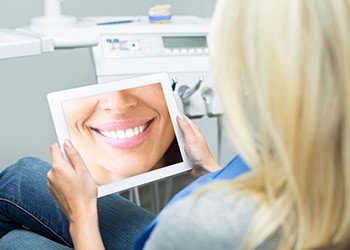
[139,124,146,132]
[125,129,134,138]
[99,122,149,140]
[116,130,126,139]
[106,131,112,138]
[110,131,118,139]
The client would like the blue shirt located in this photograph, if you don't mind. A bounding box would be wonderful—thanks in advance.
[135,155,249,249]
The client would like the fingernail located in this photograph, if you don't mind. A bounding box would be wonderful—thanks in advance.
[64,139,73,149]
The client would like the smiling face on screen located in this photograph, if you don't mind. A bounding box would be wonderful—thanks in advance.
[63,83,175,185]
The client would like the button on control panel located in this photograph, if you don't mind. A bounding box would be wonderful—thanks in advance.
[166,47,208,55]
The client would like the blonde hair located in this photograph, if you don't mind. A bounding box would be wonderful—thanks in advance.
[209,0,350,248]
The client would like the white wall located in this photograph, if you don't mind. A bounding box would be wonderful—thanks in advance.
[0,0,219,170]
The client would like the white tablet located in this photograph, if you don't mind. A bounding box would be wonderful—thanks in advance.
[47,73,191,197]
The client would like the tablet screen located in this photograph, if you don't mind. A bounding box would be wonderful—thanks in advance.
[61,82,183,186]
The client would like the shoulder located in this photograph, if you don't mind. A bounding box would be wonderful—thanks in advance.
[144,188,257,250]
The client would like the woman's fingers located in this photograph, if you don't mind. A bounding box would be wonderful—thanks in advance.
[183,115,203,138]
[63,139,88,173]
[177,113,196,143]
[177,113,220,177]
[50,143,64,165]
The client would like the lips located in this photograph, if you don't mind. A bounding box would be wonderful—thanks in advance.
[91,119,154,149]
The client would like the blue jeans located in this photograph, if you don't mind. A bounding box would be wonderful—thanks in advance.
[0,157,155,249]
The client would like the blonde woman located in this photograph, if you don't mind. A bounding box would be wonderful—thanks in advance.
[0,0,349,249]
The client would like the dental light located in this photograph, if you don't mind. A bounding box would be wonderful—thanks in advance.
[27,0,98,49]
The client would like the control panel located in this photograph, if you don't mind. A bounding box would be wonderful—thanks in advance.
[101,34,209,58]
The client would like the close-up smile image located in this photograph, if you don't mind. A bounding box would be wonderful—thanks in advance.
[62,83,182,185]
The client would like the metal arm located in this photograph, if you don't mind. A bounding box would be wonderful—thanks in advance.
[178,76,203,103]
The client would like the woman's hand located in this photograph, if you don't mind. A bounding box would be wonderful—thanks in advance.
[177,113,221,178]
[48,140,104,250]
[48,140,97,223]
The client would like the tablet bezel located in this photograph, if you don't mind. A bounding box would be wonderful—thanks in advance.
[47,72,191,197]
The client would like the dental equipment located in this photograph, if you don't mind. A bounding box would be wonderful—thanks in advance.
[178,76,204,118]
[201,86,215,117]
[24,0,98,49]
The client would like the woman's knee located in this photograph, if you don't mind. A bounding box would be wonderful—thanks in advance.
[2,157,50,176]
[0,157,51,198]
[15,157,50,170]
